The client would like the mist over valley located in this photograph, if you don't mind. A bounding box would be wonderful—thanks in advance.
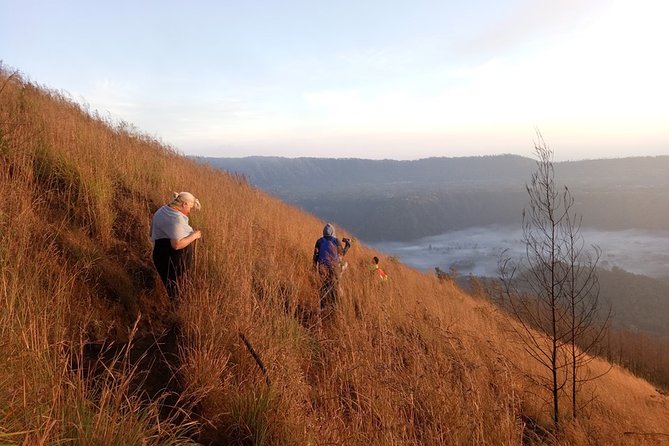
[370,225,669,281]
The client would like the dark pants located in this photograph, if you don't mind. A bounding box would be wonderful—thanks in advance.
[318,265,340,310]
[153,239,192,300]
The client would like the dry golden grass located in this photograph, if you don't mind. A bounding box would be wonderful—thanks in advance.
[1,66,668,445]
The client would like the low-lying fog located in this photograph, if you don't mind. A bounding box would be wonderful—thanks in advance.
[370,226,669,280]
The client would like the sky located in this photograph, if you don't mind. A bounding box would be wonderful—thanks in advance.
[1,0,668,161]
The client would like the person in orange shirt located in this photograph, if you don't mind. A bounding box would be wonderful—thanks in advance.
[370,256,388,281]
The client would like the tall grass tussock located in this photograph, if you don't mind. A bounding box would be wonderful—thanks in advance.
[1,66,668,445]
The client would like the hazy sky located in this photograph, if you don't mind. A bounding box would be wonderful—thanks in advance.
[2,0,667,160]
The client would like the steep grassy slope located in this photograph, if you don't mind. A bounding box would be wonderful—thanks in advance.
[1,68,668,445]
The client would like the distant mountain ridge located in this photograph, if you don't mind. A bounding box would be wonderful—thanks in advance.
[197,154,537,195]
[198,154,669,190]
[199,155,669,241]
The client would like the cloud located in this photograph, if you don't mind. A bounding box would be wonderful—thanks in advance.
[455,0,610,60]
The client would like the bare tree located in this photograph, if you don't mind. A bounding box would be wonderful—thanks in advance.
[562,208,610,418]
[499,136,608,429]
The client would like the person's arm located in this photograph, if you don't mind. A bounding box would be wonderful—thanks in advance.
[341,238,351,256]
[313,240,320,267]
[171,230,202,250]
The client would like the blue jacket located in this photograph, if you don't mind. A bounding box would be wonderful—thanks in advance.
[314,236,342,269]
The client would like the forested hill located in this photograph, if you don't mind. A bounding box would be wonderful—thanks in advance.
[198,155,669,195]
[199,155,669,241]
[198,155,537,195]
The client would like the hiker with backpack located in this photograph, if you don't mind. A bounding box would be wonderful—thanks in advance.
[313,223,351,310]
[150,192,202,300]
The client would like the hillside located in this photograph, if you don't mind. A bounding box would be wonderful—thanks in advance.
[2,68,669,445]
[198,155,537,195]
[200,156,669,241]
[598,267,669,341]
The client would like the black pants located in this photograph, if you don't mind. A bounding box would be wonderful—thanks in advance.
[153,239,192,300]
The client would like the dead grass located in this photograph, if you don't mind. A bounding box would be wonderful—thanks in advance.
[1,66,668,445]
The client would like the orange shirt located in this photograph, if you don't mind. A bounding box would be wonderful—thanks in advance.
[371,264,388,280]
